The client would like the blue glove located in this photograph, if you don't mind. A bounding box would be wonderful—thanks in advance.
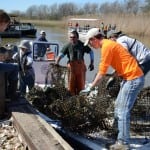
[80,84,92,94]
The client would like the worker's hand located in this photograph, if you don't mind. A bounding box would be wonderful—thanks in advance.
[80,83,92,95]
[88,63,94,71]
[106,77,116,90]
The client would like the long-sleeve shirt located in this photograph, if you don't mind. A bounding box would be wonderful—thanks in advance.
[99,39,143,80]
[117,35,150,64]
[59,40,94,63]
[12,50,33,72]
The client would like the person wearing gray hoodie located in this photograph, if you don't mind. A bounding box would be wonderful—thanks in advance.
[13,40,35,96]
[107,30,150,75]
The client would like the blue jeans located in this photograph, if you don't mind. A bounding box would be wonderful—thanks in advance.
[114,76,144,144]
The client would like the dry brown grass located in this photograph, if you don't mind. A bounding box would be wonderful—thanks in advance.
[21,19,66,29]
[22,13,150,37]
[100,13,150,37]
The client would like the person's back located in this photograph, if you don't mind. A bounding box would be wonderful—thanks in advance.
[117,35,150,65]
[107,30,150,75]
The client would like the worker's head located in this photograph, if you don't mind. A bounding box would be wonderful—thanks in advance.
[18,40,31,54]
[69,30,79,44]
[84,28,105,49]
[107,30,122,41]
[0,9,10,32]
[40,30,46,36]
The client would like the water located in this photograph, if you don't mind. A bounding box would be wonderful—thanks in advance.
[1,26,150,87]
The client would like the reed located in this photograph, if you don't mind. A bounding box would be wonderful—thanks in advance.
[101,13,150,37]
[22,13,150,37]
[21,19,66,29]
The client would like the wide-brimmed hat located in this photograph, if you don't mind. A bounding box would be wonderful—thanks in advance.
[18,40,30,50]
[107,30,122,39]
[84,28,105,46]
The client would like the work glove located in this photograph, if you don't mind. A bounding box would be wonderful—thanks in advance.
[106,77,116,90]
[88,63,94,71]
[80,83,92,95]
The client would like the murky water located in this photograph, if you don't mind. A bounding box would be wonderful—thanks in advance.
[1,26,150,87]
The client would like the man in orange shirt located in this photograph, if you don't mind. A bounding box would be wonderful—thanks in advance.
[80,28,144,150]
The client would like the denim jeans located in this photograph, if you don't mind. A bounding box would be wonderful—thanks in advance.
[114,75,144,144]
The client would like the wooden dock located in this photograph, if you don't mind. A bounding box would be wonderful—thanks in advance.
[7,99,73,150]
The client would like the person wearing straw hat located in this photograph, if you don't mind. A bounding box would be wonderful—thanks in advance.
[13,40,35,96]
[80,28,144,150]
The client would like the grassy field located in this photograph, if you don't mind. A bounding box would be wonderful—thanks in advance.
[22,19,66,29]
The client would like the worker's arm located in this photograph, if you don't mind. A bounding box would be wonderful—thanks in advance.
[88,50,94,71]
[55,53,64,64]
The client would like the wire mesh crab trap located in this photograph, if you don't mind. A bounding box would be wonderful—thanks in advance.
[27,64,150,139]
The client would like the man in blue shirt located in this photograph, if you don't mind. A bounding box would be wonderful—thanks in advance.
[35,30,50,57]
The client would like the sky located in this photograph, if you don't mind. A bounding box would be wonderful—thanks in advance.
[1,0,118,13]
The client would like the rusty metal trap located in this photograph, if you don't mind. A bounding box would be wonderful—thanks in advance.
[27,64,150,139]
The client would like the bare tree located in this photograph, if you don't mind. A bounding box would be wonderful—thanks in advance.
[83,3,98,14]
[99,1,124,14]
[14,1,145,20]
[49,3,60,20]
[26,5,38,19]
[141,0,150,13]
[124,0,139,15]
[36,5,50,19]
[58,3,78,17]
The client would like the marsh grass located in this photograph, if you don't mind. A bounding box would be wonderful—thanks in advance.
[22,13,150,37]
[21,14,150,46]
[101,13,150,37]
[22,19,66,29]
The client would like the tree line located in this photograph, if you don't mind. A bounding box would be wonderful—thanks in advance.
[9,0,150,20]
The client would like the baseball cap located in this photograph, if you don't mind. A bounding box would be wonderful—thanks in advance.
[18,40,31,50]
[40,30,46,35]
[84,28,105,46]
[107,30,122,39]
